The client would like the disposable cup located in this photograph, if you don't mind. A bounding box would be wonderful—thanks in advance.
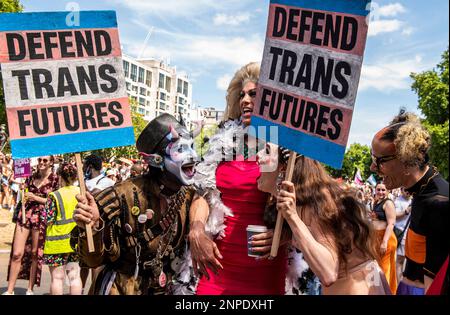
[246,225,268,258]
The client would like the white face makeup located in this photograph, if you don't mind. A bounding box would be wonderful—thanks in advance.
[256,143,281,195]
[164,135,198,185]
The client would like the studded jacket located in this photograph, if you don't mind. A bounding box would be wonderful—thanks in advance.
[71,174,195,295]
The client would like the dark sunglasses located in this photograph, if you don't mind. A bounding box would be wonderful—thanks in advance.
[239,89,257,99]
[38,158,49,163]
[371,152,397,171]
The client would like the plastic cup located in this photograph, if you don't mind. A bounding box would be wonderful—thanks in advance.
[246,225,268,257]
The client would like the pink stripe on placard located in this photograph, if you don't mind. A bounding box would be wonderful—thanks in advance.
[7,96,132,139]
[0,28,122,63]
[266,4,368,56]
[254,84,353,146]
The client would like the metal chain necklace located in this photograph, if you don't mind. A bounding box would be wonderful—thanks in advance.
[142,186,189,287]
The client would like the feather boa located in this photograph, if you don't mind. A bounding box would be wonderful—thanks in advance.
[174,119,319,295]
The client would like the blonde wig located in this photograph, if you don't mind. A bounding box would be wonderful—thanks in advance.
[223,62,260,121]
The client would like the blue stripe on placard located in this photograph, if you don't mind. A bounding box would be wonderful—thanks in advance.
[250,116,345,169]
[10,127,135,159]
[0,11,117,31]
[270,0,371,17]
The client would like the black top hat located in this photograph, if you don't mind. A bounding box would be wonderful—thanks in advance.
[136,113,188,155]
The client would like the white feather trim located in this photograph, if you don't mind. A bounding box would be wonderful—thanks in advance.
[193,119,247,238]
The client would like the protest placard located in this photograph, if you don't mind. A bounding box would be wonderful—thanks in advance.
[253,0,372,257]
[0,11,134,159]
[13,158,31,178]
[252,0,371,169]
[0,10,134,251]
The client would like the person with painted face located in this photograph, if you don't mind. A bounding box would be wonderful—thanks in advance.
[370,109,449,295]
[272,146,391,295]
[71,114,198,295]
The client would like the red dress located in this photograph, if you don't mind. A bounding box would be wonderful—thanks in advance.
[196,160,287,295]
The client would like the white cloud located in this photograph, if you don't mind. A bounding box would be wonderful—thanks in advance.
[125,29,264,67]
[368,19,403,36]
[359,55,426,92]
[216,74,232,90]
[402,27,415,36]
[376,3,406,17]
[109,0,251,17]
[213,13,251,26]
[368,3,411,37]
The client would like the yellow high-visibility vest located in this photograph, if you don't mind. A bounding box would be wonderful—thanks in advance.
[43,185,80,255]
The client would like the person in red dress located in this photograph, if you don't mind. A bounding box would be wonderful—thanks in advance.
[189,62,288,295]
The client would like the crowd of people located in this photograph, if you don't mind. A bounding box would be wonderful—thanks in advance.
[0,62,448,296]
[0,153,146,295]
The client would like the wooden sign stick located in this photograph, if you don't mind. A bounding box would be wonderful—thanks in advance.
[21,189,26,225]
[270,152,297,258]
[75,153,95,253]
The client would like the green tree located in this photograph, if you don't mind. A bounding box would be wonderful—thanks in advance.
[0,0,23,12]
[411,48,449,179]
[0,0,24,130]
[91,98,148,160]
[194,124,218,159]
[325,143,372,180]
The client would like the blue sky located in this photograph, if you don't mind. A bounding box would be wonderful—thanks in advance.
[19,0,449,147]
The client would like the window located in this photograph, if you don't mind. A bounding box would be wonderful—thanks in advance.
[177,79,183,93]
[159,73,165,89]
[160,92,166,101]
[165,76,172,93]
[140,87,146,96]
[178,96,184,105]
[123,61,130,77]
[139,97,145,106]
[146,70,152,87]
[137,107,145,115]
[183,81,189,97]
[132,85,138,93]
[126,82,131,91]
[131,64,137,81]
[138,67,145,83]
[159,102,166,110]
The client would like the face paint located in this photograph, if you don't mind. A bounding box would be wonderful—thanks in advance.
[164,134,198,185]
[256,143,281,195]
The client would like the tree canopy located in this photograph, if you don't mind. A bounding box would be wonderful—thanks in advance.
[411,48,449,179]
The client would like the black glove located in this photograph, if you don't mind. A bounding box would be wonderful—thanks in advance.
[278,146,291,164]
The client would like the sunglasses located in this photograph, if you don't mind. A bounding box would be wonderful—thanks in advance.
[239,89,257,100]
[371,152,397,171]
[38,158,49,163]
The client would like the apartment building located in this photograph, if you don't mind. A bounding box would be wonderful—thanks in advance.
[122,55,193,129]
[190,106,224,127]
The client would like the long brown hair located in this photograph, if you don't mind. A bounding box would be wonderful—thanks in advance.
[291,156,378,270]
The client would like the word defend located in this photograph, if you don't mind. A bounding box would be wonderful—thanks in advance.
[0,11,134,159]
[252,0,371,168]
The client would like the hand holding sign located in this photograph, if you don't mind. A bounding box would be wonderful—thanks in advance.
[253,0,371,257]
[0,11,134,252]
